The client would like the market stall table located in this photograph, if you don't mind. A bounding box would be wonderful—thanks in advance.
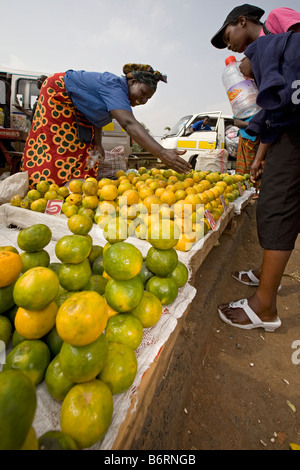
[0,128,27,175]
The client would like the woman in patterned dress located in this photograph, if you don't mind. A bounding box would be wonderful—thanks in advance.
[21,64,191,188]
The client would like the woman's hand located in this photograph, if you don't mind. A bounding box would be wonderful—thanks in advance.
[111,109,192,174]
[93,143,105,159]
[239,57,254,79]
[159,148,191,174]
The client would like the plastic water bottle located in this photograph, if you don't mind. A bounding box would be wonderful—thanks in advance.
[222,56,260,118]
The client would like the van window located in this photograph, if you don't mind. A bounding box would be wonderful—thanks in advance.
[167,115,192,137]
[16,78,39,110]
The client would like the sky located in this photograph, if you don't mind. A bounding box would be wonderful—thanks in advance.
[1,0,299,140]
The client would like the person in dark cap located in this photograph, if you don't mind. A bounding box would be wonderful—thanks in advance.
[211,4,300,51]
[21,64,191,187]
[211,8,300,332]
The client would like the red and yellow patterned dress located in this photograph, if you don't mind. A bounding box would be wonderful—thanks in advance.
[21,73,99,188]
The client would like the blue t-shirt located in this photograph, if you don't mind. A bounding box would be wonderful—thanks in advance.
[64,70,132,128]
[192,120,212,131]
[238,116,257,142]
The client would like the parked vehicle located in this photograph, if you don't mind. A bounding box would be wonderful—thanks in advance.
[161,111,236,169]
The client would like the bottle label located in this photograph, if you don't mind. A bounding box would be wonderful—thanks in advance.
[227,79,258,106]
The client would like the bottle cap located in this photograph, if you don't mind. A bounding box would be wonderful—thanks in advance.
[225,56,236,66]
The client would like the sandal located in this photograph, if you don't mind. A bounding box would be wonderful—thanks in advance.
[232,270,282,291]
[232,269,259,286]
[218,298,281,332]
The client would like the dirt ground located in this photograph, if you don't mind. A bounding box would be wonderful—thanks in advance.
[133,202,300,451]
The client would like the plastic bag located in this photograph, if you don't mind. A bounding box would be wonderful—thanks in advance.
[86,149,101,169]
[97,146,128,179]
[0,171,29,205]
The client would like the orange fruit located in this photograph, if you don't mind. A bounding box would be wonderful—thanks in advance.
[105,313,143,349]
[17,224,52,253]
[62,202,79,217]
[120,189,139,206]
[56,291,108,346]
[67,214,93,235]
[44,190,57,200]
[174,234,195,252]
[55,235,91,264]
[0,282,16,314]
[98,200,117,215]
[82,180,97,196]
[14,301,58,340]
[0,315,12,346]
[20,426,39,450]
[117,182,133,195]
[105,276,144,313]
[103,242,143,281]
[184,193,201,210]
[0,370,37,450]
[99,184,118,201]
[131,291,162,328]
[65,193,82,206]
[60,380,113,448]
[146,246,178,277]
[138,186,154,200]
[20,250,50,272]
[59,333,108,383]
[45,355,74,401]
[44,325,63,357]
[38,430,78,450]
[98,342,137,395]
[103,217,129,244]
[82,195,99,210]
[0,251,23,287]
[168,261,189,287]
[173,200,193,219]
[146,276,178,305]
[3,339,50,386]
[174,217,193,235]
[36,180,50,194]
[147,219,180,250]
[83,274,108,295]
[142,195,161,214]
[160,190,176,207]
[13,267,59,311]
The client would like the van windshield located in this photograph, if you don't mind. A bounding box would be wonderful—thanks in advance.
[166,115,192,137]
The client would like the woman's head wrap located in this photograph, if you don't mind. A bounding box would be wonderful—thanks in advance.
[123,63,167,90]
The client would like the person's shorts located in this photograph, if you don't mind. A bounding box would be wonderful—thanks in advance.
[257,126,300,251]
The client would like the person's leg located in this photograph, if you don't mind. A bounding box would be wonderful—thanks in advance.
[219,249,292,325]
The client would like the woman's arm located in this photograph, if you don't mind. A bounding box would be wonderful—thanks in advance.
[250,142,269,183]
[111,109,192,174]
[93,126,105,158]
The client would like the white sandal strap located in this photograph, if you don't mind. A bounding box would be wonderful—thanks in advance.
[229,299,262,326]
[247,270,260,284]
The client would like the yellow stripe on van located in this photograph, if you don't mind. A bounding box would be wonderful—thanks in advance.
[103,123,115,131]
[221,142,225,149]
[198,141,216,149]
[178,140,197,149]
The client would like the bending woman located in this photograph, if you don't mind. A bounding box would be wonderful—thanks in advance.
[21,63,191,187]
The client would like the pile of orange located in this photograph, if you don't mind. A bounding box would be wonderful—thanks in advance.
[10,170,249,252]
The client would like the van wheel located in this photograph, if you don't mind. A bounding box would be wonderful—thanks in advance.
[190,155,198,169]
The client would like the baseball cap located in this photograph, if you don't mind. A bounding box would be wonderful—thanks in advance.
[210,4,265,49]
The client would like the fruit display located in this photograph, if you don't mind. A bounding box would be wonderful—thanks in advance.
[9,170,252,253]
[0,214,190,449]
[1,168,253,449]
